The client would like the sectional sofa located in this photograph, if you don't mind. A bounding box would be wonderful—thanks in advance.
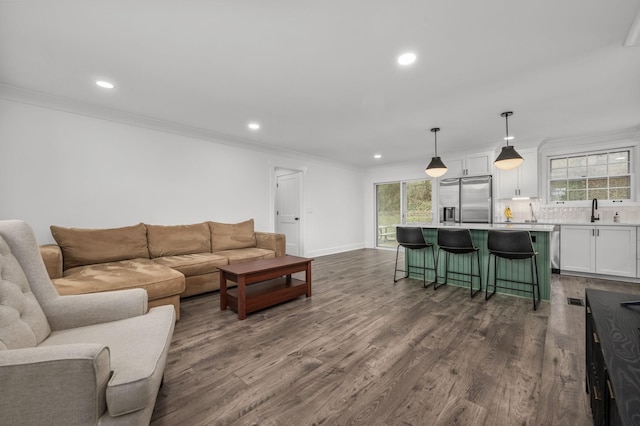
[39,219,285,319]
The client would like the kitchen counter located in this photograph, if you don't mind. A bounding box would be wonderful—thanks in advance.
[401,222,556,232]
[495,221,639,227]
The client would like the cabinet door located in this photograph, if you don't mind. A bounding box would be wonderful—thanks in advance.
[561,226,596,273]
[496,148,538,199]
[497,167,518,199]
[517,148,538,198]
[442,156,464,177]
[596,226,636,277]
[466,152,492,176]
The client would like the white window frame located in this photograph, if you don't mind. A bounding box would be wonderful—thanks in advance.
[548,148,634,204]
[540,131,640,207]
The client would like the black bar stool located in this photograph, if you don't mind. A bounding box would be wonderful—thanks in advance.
[394,227,436,288]
[486,229,540,310]
[434,228,482,297]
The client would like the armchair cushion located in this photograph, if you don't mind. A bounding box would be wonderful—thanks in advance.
[41,305,175,417]
[209,219,256,251]
[51,223,149,270]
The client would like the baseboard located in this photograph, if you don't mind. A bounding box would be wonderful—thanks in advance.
[306,243,365,258]
[560,270,640,284]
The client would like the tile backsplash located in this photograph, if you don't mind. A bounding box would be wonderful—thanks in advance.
[494,199,640,225]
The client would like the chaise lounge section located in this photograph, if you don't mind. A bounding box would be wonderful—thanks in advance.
[39,220,285,319]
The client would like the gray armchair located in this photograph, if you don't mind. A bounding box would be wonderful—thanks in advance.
[0,220,175,425]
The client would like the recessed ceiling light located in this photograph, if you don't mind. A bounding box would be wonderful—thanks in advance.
[397,52,416,66]
[96,80,115,89]
[374,154,382,159]
[248,122,260,130]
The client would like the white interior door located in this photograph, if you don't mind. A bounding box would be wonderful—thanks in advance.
[276,172,301,256]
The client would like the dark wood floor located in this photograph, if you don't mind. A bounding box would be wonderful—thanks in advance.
[150,249,640,425]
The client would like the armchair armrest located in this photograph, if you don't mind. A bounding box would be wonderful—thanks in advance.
[39,244,63,279]
[0,344,111,425]
[255,232,286,257]
[42,288,148,331]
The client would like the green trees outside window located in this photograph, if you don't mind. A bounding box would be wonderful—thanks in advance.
[376,180,432,248]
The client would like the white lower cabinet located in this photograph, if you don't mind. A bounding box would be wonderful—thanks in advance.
[561,225,637,278]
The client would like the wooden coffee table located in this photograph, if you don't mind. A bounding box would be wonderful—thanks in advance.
[218,256,313,320]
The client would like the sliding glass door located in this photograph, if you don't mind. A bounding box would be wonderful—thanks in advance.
[376,179,432,248]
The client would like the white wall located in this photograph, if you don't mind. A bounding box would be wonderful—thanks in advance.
[0,99,364,257]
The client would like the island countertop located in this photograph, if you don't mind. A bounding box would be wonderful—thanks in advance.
[398,222,556,232]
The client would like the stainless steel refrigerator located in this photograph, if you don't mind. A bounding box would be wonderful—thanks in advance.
[439,175,493,223]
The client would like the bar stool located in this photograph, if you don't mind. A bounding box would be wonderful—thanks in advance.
[434,228,482,297]
[394,227,436,288]
[486,229,540,310]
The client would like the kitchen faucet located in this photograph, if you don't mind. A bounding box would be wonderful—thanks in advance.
[591,198,599,223]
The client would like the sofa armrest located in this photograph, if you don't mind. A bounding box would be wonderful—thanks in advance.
[40,244,63,279]
[255,232,286,257]
[0,344,111,425]
[42,289,148,331]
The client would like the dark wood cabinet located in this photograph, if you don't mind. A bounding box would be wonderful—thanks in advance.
[585,289,640,426]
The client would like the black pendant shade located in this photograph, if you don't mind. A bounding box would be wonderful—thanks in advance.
[494,111,524,170]
[425,127,448,177]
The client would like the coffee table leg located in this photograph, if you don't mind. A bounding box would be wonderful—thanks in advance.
[220,272,227,311]
[238,276,246,320]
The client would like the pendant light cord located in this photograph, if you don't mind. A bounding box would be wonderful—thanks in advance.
[505,114,510,147]
[501,111,513,147]
[434,131,438,155]
[430,127,440,157]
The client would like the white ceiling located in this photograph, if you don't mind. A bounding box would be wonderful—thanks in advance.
[1,0,640,168]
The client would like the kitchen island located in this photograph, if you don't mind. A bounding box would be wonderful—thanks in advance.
[399,223,556,301]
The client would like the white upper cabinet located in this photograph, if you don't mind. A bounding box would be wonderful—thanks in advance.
[497,148,538,199]
[443,152,494,177]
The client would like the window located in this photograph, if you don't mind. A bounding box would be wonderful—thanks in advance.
[549,150,632,202]
[376,179,432,248]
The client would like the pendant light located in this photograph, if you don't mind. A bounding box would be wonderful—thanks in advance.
[494,111,524,170]
[425,127,448,177]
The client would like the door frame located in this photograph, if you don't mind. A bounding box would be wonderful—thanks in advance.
[270,162,306,257]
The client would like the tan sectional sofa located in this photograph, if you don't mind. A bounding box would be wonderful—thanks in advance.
[39,219,285,319]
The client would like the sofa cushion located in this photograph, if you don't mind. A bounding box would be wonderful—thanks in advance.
[0,235,51,349]
[40,305,175,417]
[146,222,211,258]
[51,223,149,270]
[53,258,185,301]
[152,253,228,276]
[214,247,275,264]
[209,219,257,251]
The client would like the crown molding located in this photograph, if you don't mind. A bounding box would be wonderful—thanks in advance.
[538,125,640,155]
